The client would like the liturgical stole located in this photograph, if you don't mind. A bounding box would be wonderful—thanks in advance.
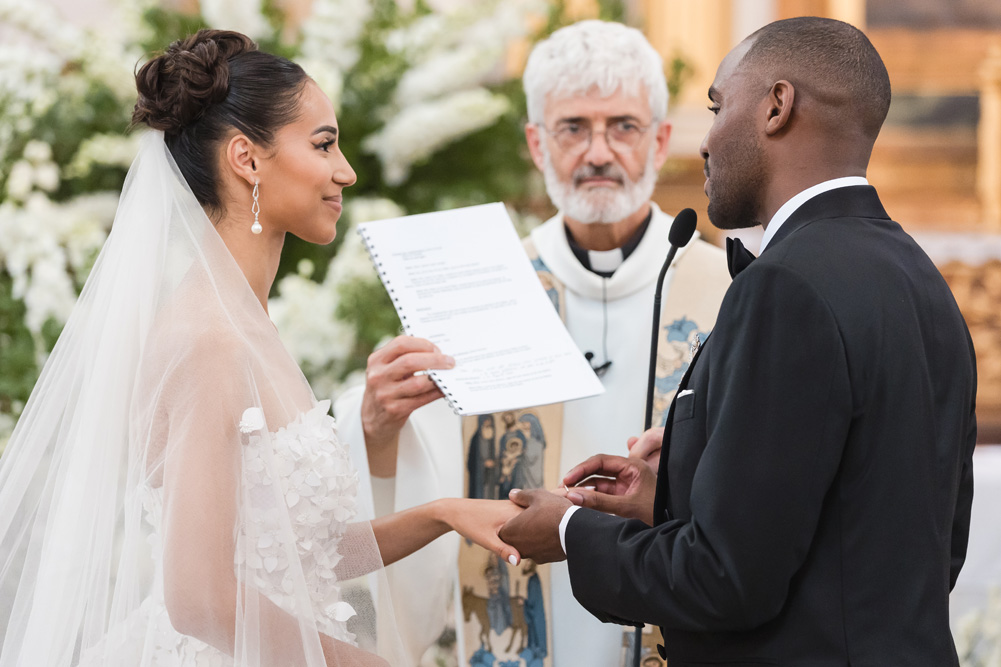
[457,237,727,667]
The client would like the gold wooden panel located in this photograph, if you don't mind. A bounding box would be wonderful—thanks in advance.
[868,28,1000,94]
[940,260,1001,441]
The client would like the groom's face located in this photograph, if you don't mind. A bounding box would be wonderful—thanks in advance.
[700,39,769,231]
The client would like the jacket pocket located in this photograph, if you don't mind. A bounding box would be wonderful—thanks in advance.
[673,390,696,422]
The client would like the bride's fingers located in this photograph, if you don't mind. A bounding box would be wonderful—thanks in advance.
[486,534,520,566]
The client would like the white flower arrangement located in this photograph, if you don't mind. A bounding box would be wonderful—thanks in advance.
[0,191,117,340]
[64,133,143,180]
[269,262,356,400]
[299,0,372,73]
[268,197,403,396]
[363,0,542,184]
[392,43,506,107]
[199,0,270,40]
[363,87,510,185]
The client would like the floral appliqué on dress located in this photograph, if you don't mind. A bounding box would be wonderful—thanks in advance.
[77,401,359,666]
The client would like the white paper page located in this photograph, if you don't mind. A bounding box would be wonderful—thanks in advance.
[357,202,604,415]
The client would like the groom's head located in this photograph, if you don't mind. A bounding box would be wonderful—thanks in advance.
[700,17,891,230]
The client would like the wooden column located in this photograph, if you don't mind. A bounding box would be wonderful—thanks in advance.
[641,0,733,106]
[978,40,1001,231]
[777,0,865,27]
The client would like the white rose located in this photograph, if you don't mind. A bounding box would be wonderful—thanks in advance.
[22,140,52,164]
[33,163,60,192]
[6,161,33,200]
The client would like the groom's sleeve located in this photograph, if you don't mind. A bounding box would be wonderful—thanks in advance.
[565,262,852,633]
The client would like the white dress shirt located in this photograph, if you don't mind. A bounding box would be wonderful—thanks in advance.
[759,176,869,252]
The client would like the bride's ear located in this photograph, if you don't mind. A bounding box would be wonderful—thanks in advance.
[224,134,259,186]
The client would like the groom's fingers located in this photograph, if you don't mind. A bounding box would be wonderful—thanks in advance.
[563,454,630,488]
[566,488,624,514]
[507,487,537,509]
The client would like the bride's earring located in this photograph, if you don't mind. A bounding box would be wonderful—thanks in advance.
[251,180,262,234]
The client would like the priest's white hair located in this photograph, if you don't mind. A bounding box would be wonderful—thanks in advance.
[523,20,668,124]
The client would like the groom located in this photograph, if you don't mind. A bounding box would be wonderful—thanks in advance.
[500,16,978,665]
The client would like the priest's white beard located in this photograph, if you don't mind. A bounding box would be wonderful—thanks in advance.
[541,141,658,224]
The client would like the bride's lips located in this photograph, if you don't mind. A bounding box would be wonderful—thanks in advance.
[323,196,343,212]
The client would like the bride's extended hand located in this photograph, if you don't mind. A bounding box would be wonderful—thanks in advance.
[437,498,523,565]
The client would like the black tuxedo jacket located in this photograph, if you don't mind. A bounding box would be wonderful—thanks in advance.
[565,187,977,666]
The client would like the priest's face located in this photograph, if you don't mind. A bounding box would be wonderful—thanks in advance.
[700,39,769,230]
[527,86,670,225]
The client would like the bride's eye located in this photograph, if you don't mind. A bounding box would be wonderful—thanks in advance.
[315,139,336,152]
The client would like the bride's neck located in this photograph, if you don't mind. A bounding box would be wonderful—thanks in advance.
[215,216,285,313]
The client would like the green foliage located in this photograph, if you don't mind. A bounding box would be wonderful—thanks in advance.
[667,53,695,101]
[597,0,628,23]
[139,7,208,54]
[0,273,38,415]
[335,277,401,375]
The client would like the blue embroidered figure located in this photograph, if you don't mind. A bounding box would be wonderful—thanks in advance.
[468,646,497,667]
[521,561,547,666]
[532,258,560,313]
[664,316,698,342]
[467,415,498,500]
[656,318,710,425]
[485,554,513,635]
[516,413,546,490]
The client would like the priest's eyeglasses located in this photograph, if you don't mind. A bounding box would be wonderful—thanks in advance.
[542,119,652,155]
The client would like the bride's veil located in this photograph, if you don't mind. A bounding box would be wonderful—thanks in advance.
[0,131,405,666]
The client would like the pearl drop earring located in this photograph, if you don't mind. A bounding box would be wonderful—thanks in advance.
[251,180,262,234]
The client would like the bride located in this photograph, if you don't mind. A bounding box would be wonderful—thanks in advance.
[0,30,522,666]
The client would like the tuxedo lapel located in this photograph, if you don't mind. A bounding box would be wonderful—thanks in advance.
[766,185,890,250]
[653,333,711,525]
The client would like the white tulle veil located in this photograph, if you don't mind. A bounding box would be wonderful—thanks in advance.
[0,131,404,666]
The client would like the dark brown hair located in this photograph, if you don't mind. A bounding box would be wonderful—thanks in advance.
[133,29,310,211]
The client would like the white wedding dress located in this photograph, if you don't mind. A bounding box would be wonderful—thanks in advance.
[0,132,404,666]
[76,402,362,666]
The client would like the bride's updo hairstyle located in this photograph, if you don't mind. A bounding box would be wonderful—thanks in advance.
[132,29,309,211]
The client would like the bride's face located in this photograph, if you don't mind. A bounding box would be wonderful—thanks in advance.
[255,81,356,244]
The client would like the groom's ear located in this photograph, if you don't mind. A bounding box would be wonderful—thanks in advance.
[224,134,259,186]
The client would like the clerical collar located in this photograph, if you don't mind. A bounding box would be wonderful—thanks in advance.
[564,210,653,278]
[759,177,869,252]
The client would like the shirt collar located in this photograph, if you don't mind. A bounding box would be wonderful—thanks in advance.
[759,176,869,252]
[564,208,653,277]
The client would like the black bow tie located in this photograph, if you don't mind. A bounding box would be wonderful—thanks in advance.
[726,237,757,278]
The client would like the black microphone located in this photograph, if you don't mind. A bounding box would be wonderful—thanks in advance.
[643,208,697,431]
[634,208,698,667]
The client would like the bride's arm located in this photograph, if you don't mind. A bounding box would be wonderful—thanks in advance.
[157,345,387,666]
[368,498,523,568]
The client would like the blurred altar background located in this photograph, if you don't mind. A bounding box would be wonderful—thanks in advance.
[1,0,1001,663]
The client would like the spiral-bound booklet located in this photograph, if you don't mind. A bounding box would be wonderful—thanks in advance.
[357,202,604,416]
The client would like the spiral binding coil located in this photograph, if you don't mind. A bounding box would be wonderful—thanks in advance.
[357,226,463,414]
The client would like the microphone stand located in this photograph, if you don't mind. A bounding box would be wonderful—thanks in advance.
[643,243,682,432]
[635,209,696,667]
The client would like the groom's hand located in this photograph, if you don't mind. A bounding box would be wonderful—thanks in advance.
[499,489,571,564]
[562,454,657,526]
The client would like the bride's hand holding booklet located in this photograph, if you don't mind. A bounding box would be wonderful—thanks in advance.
[357,202,604,416]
